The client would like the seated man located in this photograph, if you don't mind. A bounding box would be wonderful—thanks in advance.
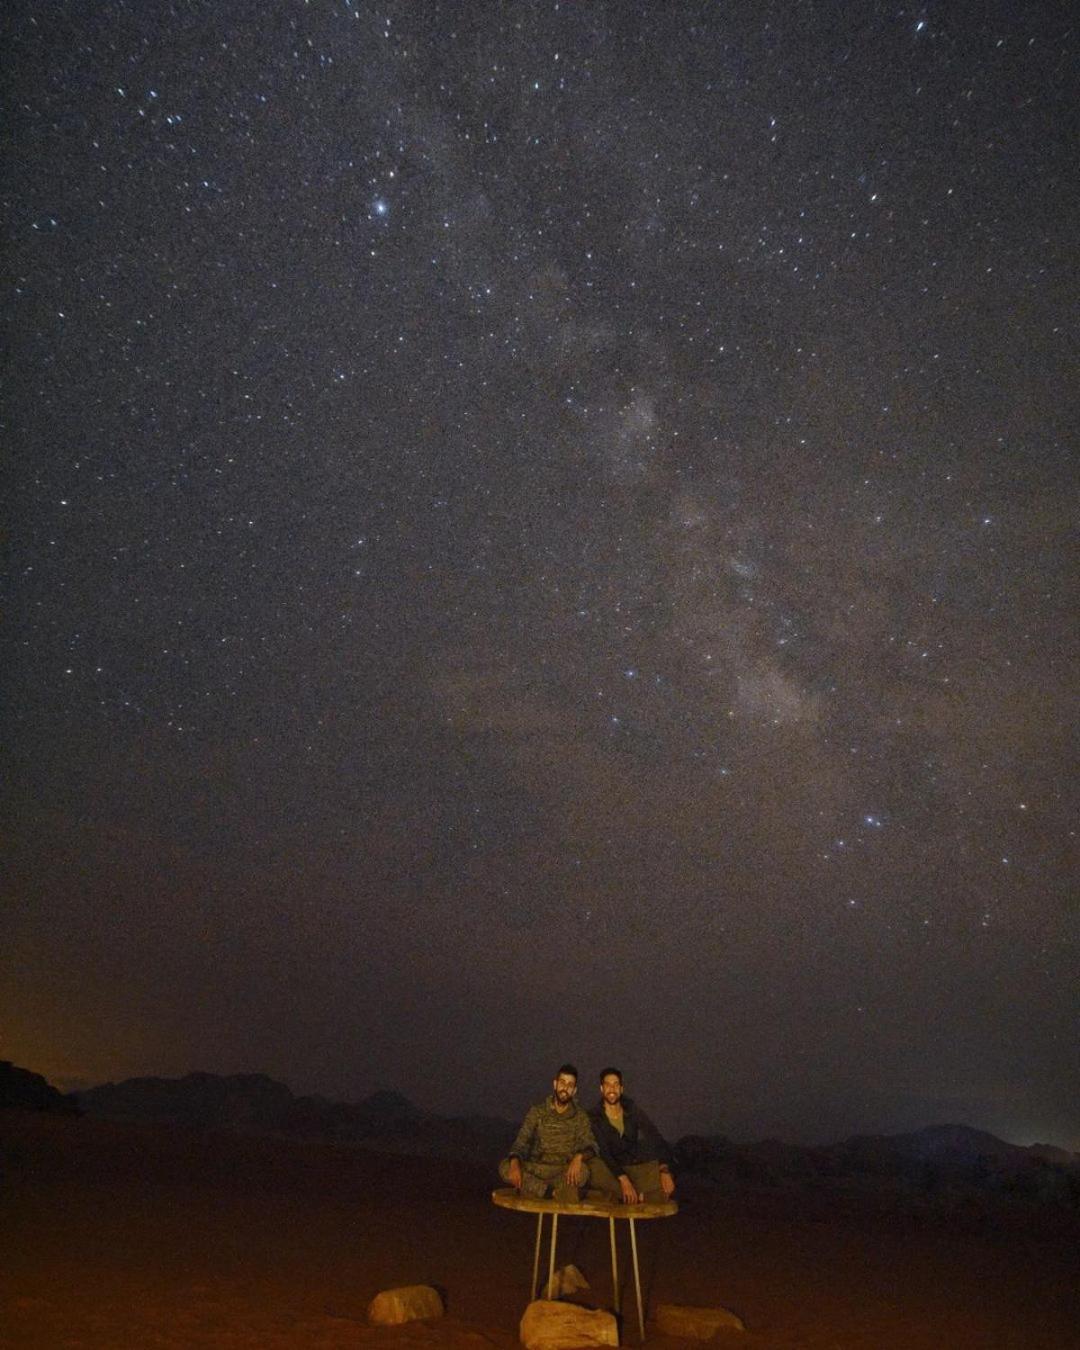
[587,1067,676,1204]
[499,1063,597,1202]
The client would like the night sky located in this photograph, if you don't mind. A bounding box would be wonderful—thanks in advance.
[4,1,1077,1150]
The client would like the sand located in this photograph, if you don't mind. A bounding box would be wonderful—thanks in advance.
[2,1110,1077,1348]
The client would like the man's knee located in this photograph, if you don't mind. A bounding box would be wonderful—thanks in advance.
[521,1171,553,1198]
[627,1161,665,1203]
[553,1162,590,1203]
[588,1157,621,1199]
[499,1157,545,1195]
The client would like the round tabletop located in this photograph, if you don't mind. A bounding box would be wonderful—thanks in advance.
[491,1187,677,1220]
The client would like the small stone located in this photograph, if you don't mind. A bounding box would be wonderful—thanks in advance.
[655,1302,746,1338]
[520,1299,618,1348]
[544,1263,590,1298]
[367,1284,444,1325]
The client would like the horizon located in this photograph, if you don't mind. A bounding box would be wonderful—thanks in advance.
[25,1059,1078,1156]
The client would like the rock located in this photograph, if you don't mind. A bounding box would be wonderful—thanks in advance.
[655,1302,745,1338]
[367,1284,444,1325]
[520,1299,618,1348]
[544,1263,590,1298]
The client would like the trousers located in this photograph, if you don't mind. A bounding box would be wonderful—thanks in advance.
[498,1156,588,1203]
[586,1156,666,1203]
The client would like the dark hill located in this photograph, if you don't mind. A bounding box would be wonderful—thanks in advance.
[76,1072,294,1131]
[0,1061,79,1114]
[74,1071,514,1163]
[675,1123,1080,1210]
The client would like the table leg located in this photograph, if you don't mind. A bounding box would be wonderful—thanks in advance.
[547,1212,559,1300]
[609,1217,619,1315]
[531,1212,544,1299]
[629,1217,644,1342]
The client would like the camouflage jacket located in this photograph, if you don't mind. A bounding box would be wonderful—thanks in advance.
[507,1096,597,1166]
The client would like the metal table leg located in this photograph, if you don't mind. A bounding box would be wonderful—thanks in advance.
[531,1212,544,1299]
[629,1217,644,1341]
[547,1212,559,1300]
[608,1217,619,1317]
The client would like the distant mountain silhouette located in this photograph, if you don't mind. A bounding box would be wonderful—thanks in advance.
[73,1071,514,1163]
[676,1122,1080,1209]
[0,1061,79,1114]
[5,1059,1077,1210]
[76,1072,295,1130]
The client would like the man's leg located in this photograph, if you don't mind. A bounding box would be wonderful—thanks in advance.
[526,1164,562,1198]
[498,1158,554,1197]
[551,1163,586,1204]
[521,1162,569,1198]
[625,1160,666,1203]
[500,1159,588,1201]
[587,1156,622,1201]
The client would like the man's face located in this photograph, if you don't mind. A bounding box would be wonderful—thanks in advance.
[600,1073,623,1106]
[552,1072,578,1105]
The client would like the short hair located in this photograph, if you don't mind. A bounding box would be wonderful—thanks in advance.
[556,1063,579,1082]
[599,1066,623,1083]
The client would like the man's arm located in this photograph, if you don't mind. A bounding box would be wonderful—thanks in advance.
[634,1106,674,1169]
[589,1110,626,1179]
[562,1109,597,1186]
[573,1109,598,1162]
[634,1105,676,1195]
[507,1104,540,1162]
[504,1105,541,1191]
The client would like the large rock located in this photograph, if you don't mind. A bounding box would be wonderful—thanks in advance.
[367,1284,444,1325]
[655,1302,745,1338]
[520,1300,618,1349]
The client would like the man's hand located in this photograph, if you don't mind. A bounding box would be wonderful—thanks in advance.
[619,1174,643,1204]
[507,1158,524,1191]
[565,1154,587,1187]
[659,1168,676,1198]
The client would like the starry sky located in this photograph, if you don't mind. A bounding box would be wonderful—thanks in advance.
[4,1,1077,1149]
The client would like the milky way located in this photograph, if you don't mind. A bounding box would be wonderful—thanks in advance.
[4,1,1076,1147]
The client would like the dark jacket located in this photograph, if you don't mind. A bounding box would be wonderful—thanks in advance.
[587,1096,673,1179]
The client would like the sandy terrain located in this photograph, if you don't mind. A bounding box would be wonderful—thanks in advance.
[2,1111,1077,1349]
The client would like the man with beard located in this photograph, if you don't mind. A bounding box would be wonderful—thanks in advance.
[499,1064,597,1202]
[587,1067,676,1204]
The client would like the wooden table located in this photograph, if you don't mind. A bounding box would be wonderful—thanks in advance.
[491,1188,677,1341]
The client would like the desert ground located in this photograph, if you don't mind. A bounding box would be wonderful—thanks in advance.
[2,1110,1078,1349]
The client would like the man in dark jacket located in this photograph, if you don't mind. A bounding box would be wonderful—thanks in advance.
[587,1067,676,1204]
